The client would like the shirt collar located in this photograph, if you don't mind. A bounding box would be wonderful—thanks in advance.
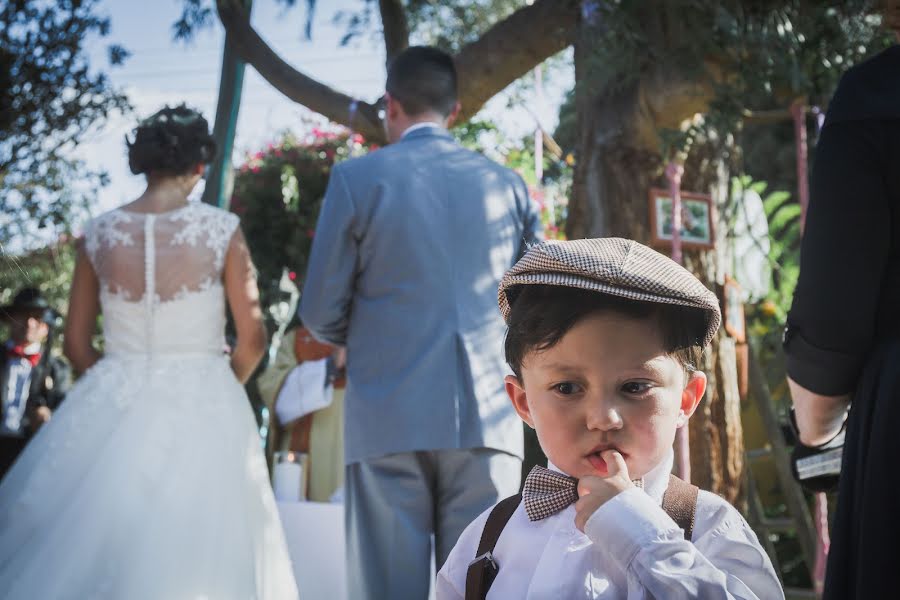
[547,449,674,504]
[400,122,443,139]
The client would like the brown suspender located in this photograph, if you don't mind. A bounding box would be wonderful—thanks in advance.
[661,474,699,540]
[464,493,521,600]
[464,475,699,600]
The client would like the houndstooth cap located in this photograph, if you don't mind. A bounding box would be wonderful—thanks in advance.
[499,238,721,347]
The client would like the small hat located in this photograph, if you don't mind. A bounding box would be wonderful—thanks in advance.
[498,238,721,347]
[0,287,57,323]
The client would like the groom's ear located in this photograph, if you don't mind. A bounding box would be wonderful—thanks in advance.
[445,101,462,128]
[386,92,404,121]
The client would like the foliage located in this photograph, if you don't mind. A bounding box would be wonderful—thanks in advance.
[733,174,800,414]
[169,0,525,50]
[332,0,524,51]
[0,238,78,342]
[732,176,801,324]
[174,0,318,42]
[455,119,571,240]
[722,174,799,379]
[230,129,374,321]
[589,1,895,159]
[0,0,130,250]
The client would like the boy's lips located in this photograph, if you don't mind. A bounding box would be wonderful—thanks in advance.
[584,444,625,474]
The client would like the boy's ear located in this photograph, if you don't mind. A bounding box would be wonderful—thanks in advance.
[505,374,535,429]
[677,371,707,428]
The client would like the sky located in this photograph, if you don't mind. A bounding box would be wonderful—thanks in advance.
[75,0,572,219]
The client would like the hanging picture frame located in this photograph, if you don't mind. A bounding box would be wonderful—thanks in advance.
[647,188,715,250]
[721,276,746,343]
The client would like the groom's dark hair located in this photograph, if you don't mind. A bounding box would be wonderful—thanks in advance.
[386,46,458,117]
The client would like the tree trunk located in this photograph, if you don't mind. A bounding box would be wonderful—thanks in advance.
[682,136,745,505]
[570,22,744,504]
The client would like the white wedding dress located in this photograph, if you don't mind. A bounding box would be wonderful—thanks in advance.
[0,202,299,599]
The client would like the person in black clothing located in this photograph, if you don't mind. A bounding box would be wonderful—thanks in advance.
[784,8,900,599]
[0,288,70,481]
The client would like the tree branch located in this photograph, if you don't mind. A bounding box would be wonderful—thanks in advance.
[379,0,408,65]
[216,0,578,141]
[215,0,385,142]
[453,0,579,123]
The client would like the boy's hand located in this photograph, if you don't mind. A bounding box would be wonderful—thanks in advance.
[574,449,634,532]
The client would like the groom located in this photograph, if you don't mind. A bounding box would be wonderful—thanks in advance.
[300,46,543,599]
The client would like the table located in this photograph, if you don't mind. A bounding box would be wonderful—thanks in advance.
[278,501,346,600]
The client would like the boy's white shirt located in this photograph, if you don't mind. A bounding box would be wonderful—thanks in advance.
[436,449,784,599]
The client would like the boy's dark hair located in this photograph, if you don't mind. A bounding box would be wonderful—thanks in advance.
[386,46,457,117]
[127,104,216,176]
[504,285,708,380]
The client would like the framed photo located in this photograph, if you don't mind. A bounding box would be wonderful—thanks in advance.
[721,276,746,343]
[647,188,715,250]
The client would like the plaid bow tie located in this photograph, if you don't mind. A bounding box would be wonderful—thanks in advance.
[522,464,645,521]
[521,465,580,521]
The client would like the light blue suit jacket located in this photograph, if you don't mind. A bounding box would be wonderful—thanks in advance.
[300,126,543,465]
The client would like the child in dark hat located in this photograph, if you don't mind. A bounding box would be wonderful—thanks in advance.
[437,238,782,599]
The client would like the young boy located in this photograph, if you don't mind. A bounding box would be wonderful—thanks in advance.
[436,238,783,599]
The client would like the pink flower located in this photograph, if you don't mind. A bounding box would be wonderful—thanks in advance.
[351,133,364,144]
[289,271,297,280]
[306,229,315,239]
[251,166,260,173]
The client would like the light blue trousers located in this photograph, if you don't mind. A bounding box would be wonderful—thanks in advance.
[345,448,521,600]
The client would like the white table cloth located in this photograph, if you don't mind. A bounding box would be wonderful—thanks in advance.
[278,501,346,600]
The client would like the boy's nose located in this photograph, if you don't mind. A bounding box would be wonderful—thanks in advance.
[585,398,623,431]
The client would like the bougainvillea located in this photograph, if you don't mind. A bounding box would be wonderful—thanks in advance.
[231,129,373,315]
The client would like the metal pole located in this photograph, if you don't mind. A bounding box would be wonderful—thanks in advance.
[791,99,809,234]
[534,66,544,184]
[202,0,253,209]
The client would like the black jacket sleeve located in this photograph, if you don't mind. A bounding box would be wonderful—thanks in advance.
[784,119,891,395]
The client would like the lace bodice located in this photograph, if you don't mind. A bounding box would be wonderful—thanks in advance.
[85,202,240,357]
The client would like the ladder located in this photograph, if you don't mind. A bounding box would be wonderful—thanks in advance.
[744,340,819,599]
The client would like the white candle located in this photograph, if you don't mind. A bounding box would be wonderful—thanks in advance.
[273,459,304,502]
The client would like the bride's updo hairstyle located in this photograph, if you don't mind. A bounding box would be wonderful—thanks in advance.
[127,104,217,176]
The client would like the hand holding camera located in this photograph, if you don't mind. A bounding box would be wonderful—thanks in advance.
[789,408,845,493]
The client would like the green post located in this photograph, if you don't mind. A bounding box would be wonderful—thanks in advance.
[202,0,253,209]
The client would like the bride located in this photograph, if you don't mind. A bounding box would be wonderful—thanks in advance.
[0,105,299,599]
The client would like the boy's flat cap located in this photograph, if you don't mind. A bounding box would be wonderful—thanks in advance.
[499,238,722,347]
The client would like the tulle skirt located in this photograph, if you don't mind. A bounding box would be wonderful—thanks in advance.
[0,354,299,599]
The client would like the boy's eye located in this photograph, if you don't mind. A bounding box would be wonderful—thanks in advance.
[554,382,582,395]
[621,381,651,395]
